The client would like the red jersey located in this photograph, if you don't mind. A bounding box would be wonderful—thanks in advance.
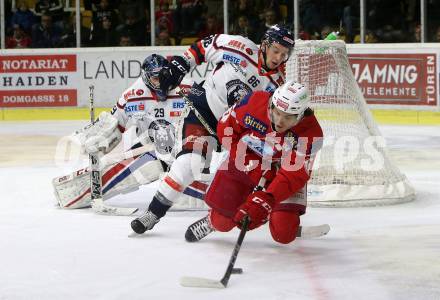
[217,91,323,208]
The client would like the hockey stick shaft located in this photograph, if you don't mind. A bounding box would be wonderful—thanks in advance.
[220,215,249,287]
[180,223,329,288]
[219,176,266,287]
[177,88,216,135]
[88,85,102,201]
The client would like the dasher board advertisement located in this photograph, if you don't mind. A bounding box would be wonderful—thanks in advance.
[1,45,439,109]
[0,54,78,107]
[349,53,437,106]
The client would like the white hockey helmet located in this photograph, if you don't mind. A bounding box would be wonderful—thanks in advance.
[271,81,309,115]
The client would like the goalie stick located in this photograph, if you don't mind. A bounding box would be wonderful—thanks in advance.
[88,85,139,216]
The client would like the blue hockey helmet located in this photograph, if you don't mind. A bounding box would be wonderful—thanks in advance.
[141,54,169,100]
[262,24,295,58]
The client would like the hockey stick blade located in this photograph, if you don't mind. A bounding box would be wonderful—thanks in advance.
[297,224,330,239]
[91,198,139,216]
[180,224,329,289]
[180,276,225,289]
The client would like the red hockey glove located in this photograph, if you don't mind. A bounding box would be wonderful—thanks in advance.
[233,191,275,230]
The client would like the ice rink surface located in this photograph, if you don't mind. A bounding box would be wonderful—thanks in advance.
[1,121,439,300]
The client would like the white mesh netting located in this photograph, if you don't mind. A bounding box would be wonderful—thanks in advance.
[286,40,415,207]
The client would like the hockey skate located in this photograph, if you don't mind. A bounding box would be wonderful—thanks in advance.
[131,210,160,234]
[185,215,214,242]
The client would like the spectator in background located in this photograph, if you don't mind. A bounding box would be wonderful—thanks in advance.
[143,8,152,46]
[301,0,321,38]
[119,34,134,46]
[156,1,174,36]
[433,26,440,43]
[408,23,421,42]
[174,0,207,36]
[91,15,118,46]
[229,0,258,28]
[231,15,256,42]
[116,9,144,45]
[10,0,36,34]
[57,12,77,47]
[255,0,281,21]
[256,9,279,41]
[174,0,193,35]
[34,0,64,23]
[157,30,172,46]
[58,13,91,47]
[31,13,61,48]
[375,24,405,43]
[118,0,146,24]
[92,0,119,32]
[197,14,222,39]
[320,25,332,40]
[6,24,32,48]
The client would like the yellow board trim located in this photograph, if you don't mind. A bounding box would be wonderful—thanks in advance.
[1,107,440,125]
[1,108,108,121]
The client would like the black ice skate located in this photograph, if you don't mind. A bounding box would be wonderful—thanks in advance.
[185,215,214,242]
[131,210,160,234]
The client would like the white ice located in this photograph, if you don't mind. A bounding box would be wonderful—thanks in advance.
[0,121,439,300]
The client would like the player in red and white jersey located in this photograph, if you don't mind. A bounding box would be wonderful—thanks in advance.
[131,24,297,235]
[184,81,323,244]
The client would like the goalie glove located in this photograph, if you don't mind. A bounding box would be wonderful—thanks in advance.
[72,111,122,154]
[159,56,190,93]
[233,191,275,230]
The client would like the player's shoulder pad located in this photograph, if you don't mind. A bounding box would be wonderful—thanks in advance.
[216,34,259,56]
[120,78,152,102]
[234,91,271,120]
[236,90,271,108]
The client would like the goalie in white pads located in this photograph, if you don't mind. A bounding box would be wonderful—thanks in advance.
[53,54,208,209]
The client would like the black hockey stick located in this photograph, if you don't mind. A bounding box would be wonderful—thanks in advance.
[180,216,249,289]
[220,215,249,286]
[176,88,216,135]
[180,177,267,289]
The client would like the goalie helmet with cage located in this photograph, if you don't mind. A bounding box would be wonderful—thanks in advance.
[262,24,295,61]
[271,80,309,116]
[141,54,169,101]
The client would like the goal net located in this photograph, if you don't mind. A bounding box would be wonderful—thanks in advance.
[286,40,415,207]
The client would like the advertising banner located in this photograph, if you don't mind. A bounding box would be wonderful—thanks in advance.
[349,53,437,106]
[0,54,78,107]
[0,45,439,109]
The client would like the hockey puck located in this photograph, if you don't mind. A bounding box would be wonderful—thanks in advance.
[231,268,243,274]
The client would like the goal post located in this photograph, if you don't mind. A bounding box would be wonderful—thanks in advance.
[286,40,415,207]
